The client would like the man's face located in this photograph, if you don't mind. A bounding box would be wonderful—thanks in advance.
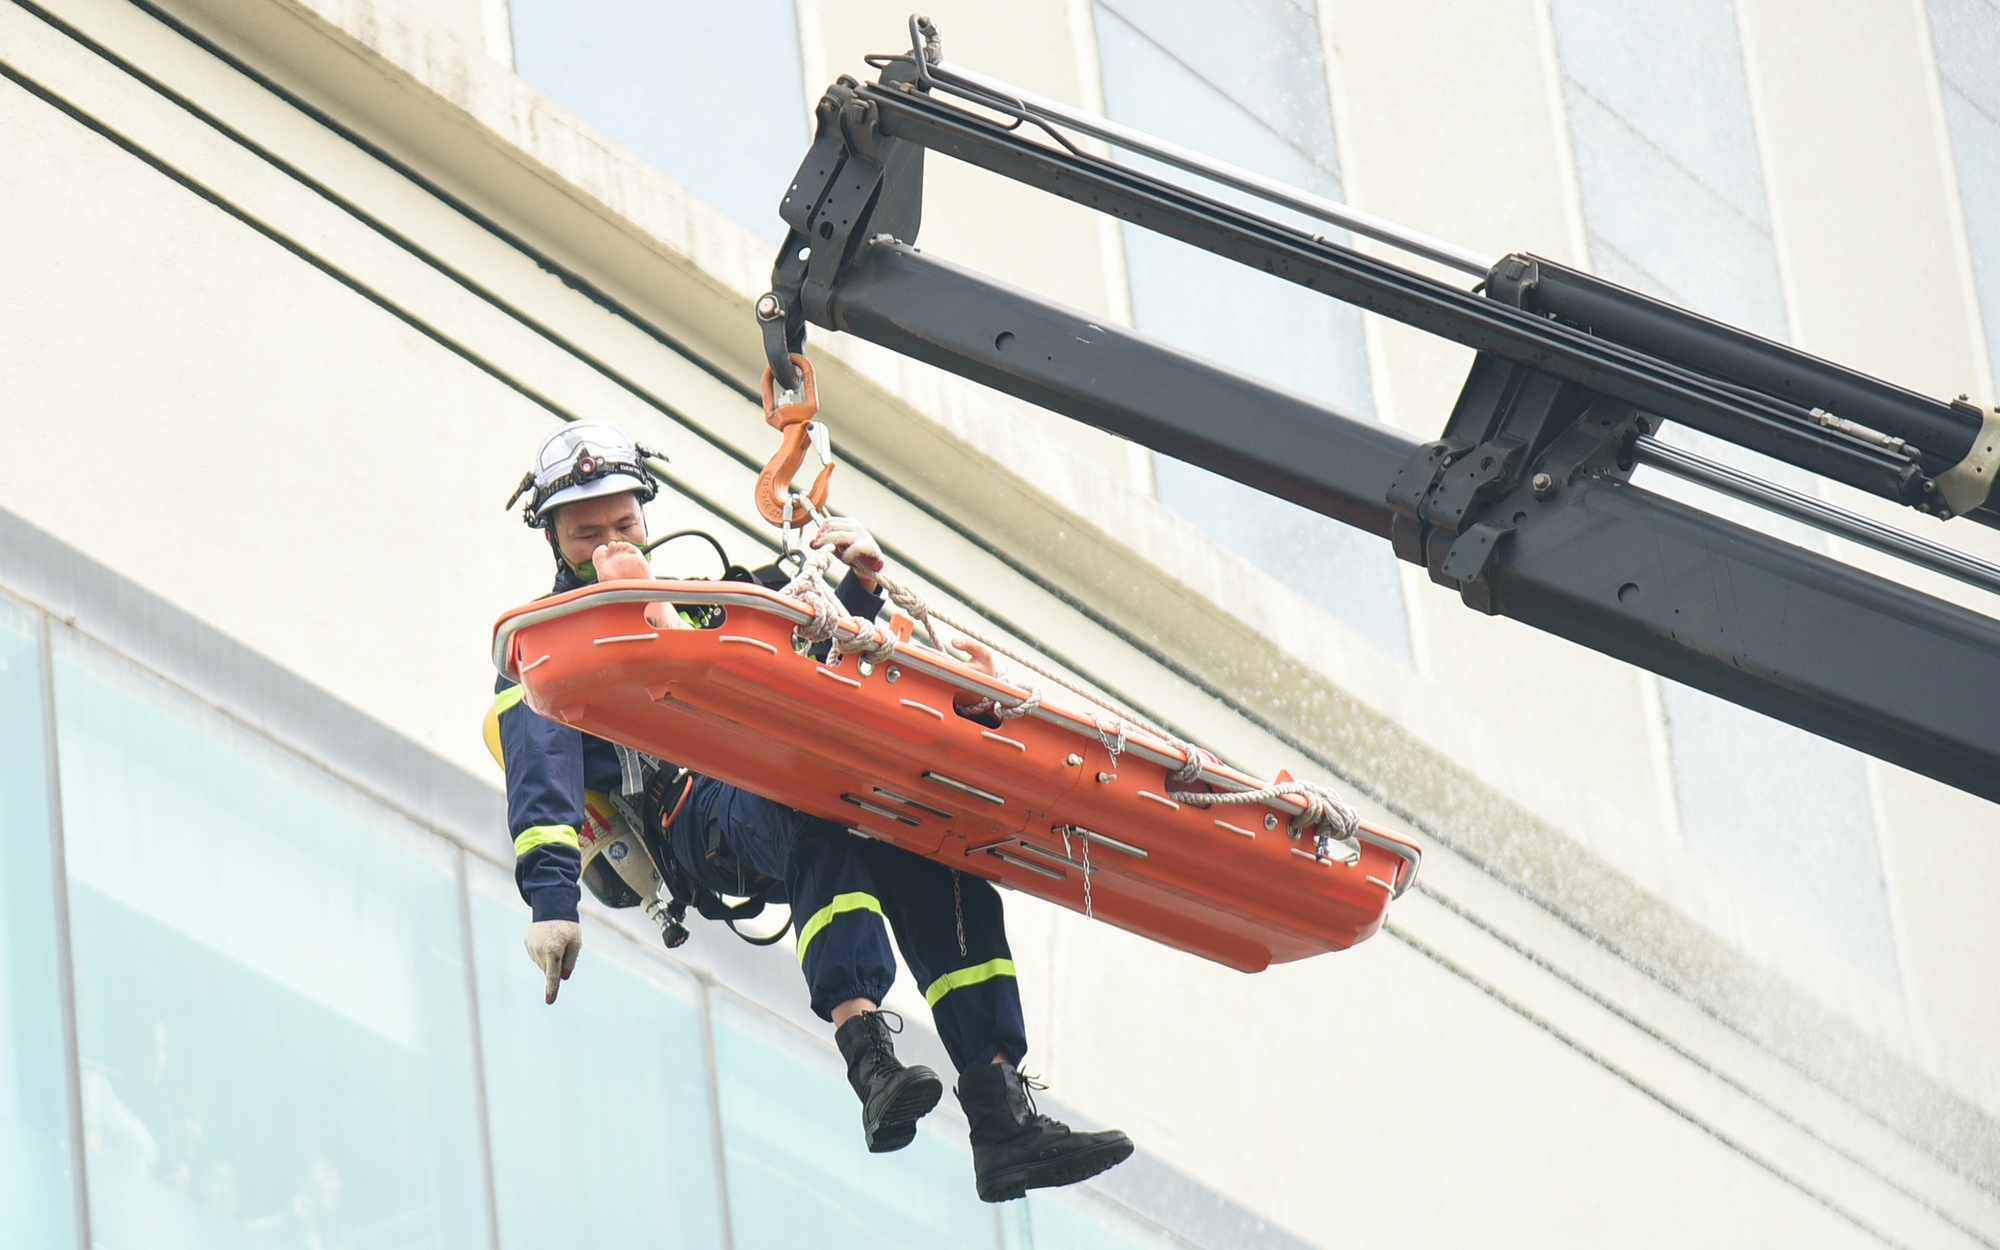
[552,492,647,568]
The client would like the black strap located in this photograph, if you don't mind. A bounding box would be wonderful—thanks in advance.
[644,766,790,947]
[507,445,663,525]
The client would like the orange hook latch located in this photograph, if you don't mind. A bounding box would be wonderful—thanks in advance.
[756,354,835,527]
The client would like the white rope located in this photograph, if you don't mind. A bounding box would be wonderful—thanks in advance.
[1166,779,1361,861]
[993,683,1043,720]
[783,495,1082,728]
[869,556,1210,776]
[777,542,900,665]
[778,498,1322,835]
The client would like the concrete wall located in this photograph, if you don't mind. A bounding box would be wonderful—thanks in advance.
[1,0,1997,1244]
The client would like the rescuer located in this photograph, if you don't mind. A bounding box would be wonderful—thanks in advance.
[488,420,1133,1202]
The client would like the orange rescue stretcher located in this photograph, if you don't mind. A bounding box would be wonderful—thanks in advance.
[492,579,1421,972]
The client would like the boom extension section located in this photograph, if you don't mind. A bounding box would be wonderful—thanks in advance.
[756,24,2000,804]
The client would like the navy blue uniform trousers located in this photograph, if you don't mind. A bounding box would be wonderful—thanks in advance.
[675,776,1027,1073]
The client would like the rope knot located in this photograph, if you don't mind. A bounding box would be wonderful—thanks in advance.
[994,683,1043,720]
[1164,776,1360,862]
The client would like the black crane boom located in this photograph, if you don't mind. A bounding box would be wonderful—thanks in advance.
[756,42,2000,804]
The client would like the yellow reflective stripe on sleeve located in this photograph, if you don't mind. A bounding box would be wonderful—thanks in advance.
[795,892,884,966]
[483,685,527,768]
[923,958,1017,1007]
[513,825,579,856]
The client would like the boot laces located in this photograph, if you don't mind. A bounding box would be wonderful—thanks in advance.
[1014,1071,1068,1130]
[865,1009,905,1064]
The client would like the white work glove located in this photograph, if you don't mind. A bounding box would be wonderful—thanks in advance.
[811,517,885,591]
[524,919,582,1004]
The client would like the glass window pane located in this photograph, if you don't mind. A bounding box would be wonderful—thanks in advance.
[468,872,726,1249]
[1101,0,1341,177]
[1549,0,1898,978]
[1659,682,1899,982]
[1547,0,1788,337]
[1561,88,1789,338]
[0,598,79,1246]
[1096,2,1413,663]
[1930,0,2000,121]
[53,633,490,1250]
[509,0,807,242]
[711,994,996,1249]
[1096,3,1364,411]
[1002,1187,1179,1249]
[1549,0,1773,228]
[1928,0,2000,376]
[1150,455,1414,663]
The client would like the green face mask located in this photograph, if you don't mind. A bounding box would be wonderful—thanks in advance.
[567,556,599,584]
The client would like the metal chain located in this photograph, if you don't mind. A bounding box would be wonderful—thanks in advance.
[953,869,967,957]
[1082,834,1092,920]
[1061,828,1093,920]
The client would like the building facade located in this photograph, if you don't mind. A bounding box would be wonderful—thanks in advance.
[1,0,1998,1246]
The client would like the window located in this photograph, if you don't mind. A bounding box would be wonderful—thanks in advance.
[711,994,995,1248]
[53,634,491,1248]
[1928,0,2000,376]
[1658,685,1899,980]
[1004,1186,1183,1248]
[469,870,727,1250]
[1546,0,1787,338]
[509,0,809,242]
[0,599,78,1245]
[1096,0,1413,663]
[1548,0,1899,978]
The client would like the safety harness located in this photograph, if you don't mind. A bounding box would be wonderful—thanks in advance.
[571,538,797,948]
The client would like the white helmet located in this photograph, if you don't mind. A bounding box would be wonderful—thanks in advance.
[507,421,663,528]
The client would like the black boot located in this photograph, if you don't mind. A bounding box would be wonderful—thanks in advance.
[834,1011,944,1153]
[956,1062,1134,1202]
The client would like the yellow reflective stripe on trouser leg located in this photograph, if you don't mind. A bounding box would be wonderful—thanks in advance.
[923,958,1017,1007]
[484,684,526,768]
[514,825,579,856]
[795,892,884,966]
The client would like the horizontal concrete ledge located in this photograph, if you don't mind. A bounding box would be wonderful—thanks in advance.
[0,503,507,852]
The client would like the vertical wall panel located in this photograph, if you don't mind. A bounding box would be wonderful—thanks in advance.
[1094,0,1412,663]
[1546,0,1898,980]
[0,598,80,1247]
[710,994,996,1249]
[53,633,491,1249]
[467,869,727,1250]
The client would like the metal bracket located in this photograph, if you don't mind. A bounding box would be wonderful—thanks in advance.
[1481,253,1539,307]
[760,65,928,388]
[1391,353,1645,612]
[1387,439,1468,564]
[1936,399,2000,518]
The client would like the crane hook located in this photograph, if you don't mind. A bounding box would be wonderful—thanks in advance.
[756,354,834,528]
